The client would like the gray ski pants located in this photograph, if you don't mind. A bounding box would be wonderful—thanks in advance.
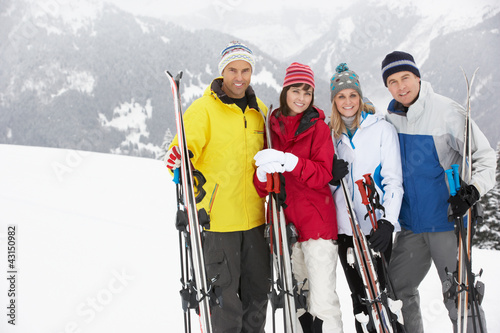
[204,224,270,333]
[389,229,487,333]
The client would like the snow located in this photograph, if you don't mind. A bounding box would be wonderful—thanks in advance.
[181,71,210,106]
[252,68,283,94]
[98,99,162,157]
[52,71,96,98]
[21,63,95,102]
[26,0,103,35]
[134,17,154,34]
[104,0,499,60]
[337,17,355,44]
[0,144,499,332]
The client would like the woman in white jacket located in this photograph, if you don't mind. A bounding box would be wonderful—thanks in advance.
[329,63,404,333]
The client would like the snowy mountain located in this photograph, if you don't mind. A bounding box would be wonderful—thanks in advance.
[1,0,499,158]
[290,2,500,145]
[1,144,499,332]
[0,0,316,158]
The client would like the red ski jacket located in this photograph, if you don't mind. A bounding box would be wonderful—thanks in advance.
[255,106,338,242]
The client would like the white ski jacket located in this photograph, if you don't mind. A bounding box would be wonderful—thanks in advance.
[331,111,404,236]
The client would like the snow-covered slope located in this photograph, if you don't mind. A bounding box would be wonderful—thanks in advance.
[0,144,499,332]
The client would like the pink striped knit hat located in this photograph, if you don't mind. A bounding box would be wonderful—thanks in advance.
[283,62,315,89]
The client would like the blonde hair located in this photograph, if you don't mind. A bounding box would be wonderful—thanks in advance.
[330,97,375,138]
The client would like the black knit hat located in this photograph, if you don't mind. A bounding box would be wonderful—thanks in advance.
[381,51,420,87]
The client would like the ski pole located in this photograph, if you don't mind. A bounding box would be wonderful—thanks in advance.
[452,164,461,191]
[445,164,484,333]
[355,178,377,230]
[363,174,385,220]
[266,173,281,193]
[173,168,180,184]
[445,169,457,196]
[363,174,379,229]
[362,174,373,197]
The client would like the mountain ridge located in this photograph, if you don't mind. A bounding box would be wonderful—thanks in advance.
[1,0,498,158]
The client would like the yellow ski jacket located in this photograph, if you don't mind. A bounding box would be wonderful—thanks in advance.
[170,77,268,232]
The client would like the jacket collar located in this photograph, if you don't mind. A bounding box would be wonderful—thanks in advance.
[340,111,378,142]
[209,77,260,111]
[387,81,427,118]
[272,106,323,138]
[296,106,320,135]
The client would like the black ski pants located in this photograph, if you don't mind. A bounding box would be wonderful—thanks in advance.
[204,224,271,333]
[337,233,392,333]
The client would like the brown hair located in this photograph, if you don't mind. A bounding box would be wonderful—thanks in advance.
[277,83,314,117]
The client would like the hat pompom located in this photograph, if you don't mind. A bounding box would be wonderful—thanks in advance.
[336,63,349,74]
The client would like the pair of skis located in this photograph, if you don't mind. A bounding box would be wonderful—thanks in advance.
[166,71,219,333]
[444,68,485,333]
[260,107,306,333]
[334,133,403,333]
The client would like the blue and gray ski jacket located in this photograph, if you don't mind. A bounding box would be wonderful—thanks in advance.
[386,81,495,233]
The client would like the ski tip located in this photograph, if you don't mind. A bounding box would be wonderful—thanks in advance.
[459,66,480,77]
[165,70,184,80]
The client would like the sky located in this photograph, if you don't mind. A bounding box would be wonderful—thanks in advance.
[0,144,499,332]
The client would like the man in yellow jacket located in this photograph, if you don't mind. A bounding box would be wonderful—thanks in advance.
[165,41,270,332]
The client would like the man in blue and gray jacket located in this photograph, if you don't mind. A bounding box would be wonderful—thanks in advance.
[381,51,495,333]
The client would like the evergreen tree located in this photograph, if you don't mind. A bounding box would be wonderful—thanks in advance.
[475,142,500,250]
[158,128,174,161]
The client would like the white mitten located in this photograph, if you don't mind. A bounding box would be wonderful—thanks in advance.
[254,149,285,167]
[283,152,299,172]
[256,162,285,182]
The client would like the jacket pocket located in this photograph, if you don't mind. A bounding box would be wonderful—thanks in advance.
[205,249,231,288]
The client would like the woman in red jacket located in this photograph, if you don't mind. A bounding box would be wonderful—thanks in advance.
[254,62,346,333]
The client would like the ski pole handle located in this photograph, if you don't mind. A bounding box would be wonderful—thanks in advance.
[445,169,456,196]
[266,173,273,192]
[273,173,280,193]
[451,164,460,191]
[173,168,180,184]
[355,179,369,206]
[266,173,281,193]
[362,174,373,198]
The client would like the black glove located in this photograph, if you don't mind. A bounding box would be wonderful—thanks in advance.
[329,155,349,186]
[448,184,480,218]
[368,219,394,253]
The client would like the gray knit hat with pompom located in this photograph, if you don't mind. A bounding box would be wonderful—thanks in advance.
[330,63,362,102]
